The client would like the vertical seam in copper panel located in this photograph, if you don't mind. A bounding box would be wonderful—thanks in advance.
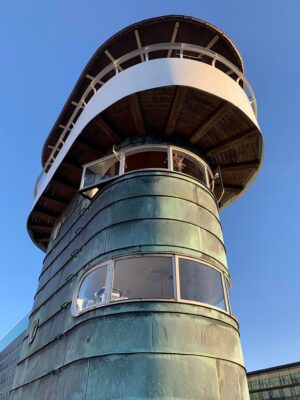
[151,313,154,353]
[216,358,222,400]
[83,359,91,400]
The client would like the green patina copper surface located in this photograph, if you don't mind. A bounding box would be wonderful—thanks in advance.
[11,171,249,399]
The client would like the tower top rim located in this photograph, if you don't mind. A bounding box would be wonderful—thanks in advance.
[41,14,244,166]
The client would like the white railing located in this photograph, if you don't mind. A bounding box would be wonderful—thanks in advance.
[34,42,257,197]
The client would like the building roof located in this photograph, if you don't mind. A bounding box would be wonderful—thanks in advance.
[248,361,300,376]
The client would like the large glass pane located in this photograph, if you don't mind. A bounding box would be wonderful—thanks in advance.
[280,372,293,385]
[283,387,292,397]
[179,259,226,310]
[251,393,262,400]
[270,389,282,398]
[293,386,300,395]
[262,392,270,400]
[83,156,119,188]
[172,150,207,185]
[111,256,174,301]
[124,147,168,173]
[76,266,108,312]
[292,371,300,383]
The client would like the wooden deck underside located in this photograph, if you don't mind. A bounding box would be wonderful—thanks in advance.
[29,85,262,249]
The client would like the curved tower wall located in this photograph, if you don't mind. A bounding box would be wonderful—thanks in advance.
[11,15,263,400]
[11,169,248,399]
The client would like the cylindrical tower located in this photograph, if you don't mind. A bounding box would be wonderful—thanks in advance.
[11,16,263,399]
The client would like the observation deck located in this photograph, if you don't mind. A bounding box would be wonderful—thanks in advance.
[28,15,263,250]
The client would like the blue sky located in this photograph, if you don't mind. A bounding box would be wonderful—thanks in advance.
[0,0,299,372]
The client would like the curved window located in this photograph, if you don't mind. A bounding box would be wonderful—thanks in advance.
[179,259,226,310]
[80,145,213,196]
[82,154,120,189]
[124,147,168,173]
[72,255,229,316]
[112,256,174,301]
[76,264,108,313]
[172,150,207,183]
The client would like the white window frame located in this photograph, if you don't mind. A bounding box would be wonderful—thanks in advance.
[71,253,230,317]
[110,253,176,304]
[175,255,228,311]
[223,276,232,314]
[80,152,121,192]
[71,260,113,316]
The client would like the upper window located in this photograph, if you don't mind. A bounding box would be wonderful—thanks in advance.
[125,147,168,173]
[80,145,212,195]
[172,150,206,183]
[72,254,229,316]
[82,154,119,189]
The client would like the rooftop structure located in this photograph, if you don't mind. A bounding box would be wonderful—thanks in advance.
[28,15,262,251]
[248,362,300,399]
[11,15,263,399]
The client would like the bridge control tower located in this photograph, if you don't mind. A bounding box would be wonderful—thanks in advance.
[11,16,263,399]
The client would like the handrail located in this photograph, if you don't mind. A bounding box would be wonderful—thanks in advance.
[34,42,257,197]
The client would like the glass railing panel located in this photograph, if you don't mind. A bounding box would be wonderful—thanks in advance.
[0,315,29,352]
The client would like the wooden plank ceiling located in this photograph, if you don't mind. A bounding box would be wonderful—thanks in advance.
[29,85,262,250]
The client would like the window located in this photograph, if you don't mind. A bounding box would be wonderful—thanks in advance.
[293,386,300,395]
[172,149,207,185]
[73,254,229,316]
[82,154,119,189]
[179,259,226,310]
[292,371,300,383]
[112,256,174,301]
[124,147,168,173]
[270,389,282,398]
[282,387,292,397]
[80,145,213,195]
[76,265,108,313]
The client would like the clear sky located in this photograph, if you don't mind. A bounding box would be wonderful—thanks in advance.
[0,0,299,372]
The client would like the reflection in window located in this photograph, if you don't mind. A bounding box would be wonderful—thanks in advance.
[294,385,300,395]
[124,148,168,173]
[179,259,226,310]
[80,145,213,196]
[173,150,207,184]
[112,256,174,301]
[83,155,119,188]
[76,265,107,312]
[74,255,229,316]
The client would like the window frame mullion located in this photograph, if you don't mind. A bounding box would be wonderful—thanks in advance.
[174,255,181,301]
[105,260,115,305]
